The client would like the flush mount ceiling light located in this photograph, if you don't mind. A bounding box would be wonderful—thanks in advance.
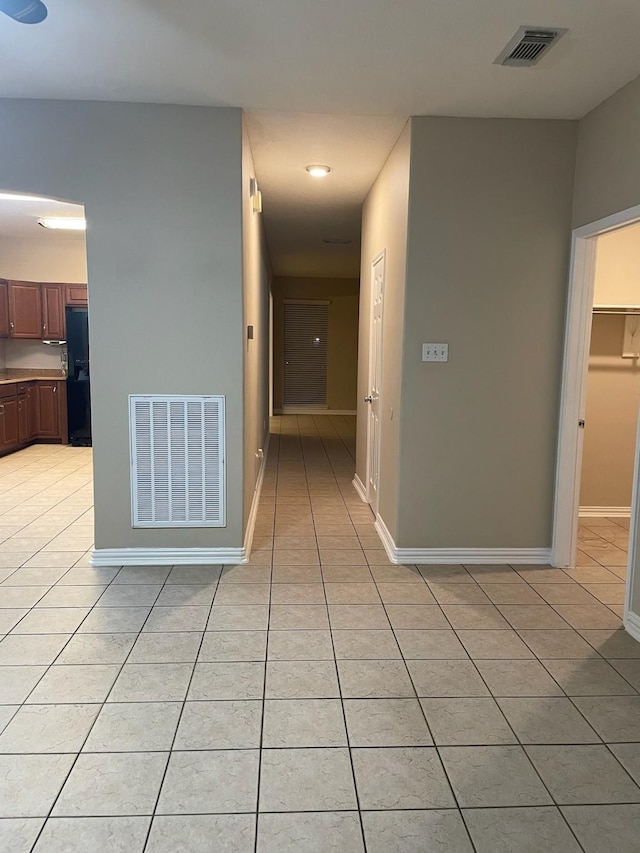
[306,165,331,178]
[0,1,48,24]
[38,217,87,231]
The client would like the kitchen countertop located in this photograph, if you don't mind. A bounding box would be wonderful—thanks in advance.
[0,376,65,386]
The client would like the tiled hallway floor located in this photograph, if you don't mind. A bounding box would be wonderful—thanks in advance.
[1,416,640,851]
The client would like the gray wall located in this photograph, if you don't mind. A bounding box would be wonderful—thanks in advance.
[396,117,577,548]
[242,120,271,529]
[0,100,245,549]
[357,122,411,538]
[573,74,640,228]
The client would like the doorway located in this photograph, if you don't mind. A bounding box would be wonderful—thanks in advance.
[553,203,640,638]
[364,250,385,514]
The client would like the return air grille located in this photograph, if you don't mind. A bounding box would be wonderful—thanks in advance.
[495,27,567,67]
[129,395,225,528]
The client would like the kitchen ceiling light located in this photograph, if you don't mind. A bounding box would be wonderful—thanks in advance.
[38,217,87,231]
[306,165,331,177]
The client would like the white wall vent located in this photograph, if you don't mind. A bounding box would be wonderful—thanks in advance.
[129,395,225,528]
[495,27,568,67]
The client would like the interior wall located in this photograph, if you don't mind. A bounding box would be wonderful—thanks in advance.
[581,224,640,510]
[0,235,87,282]
[581,316,640,509]
[573,74,640,228]
[572,73,640,618]
[0,100,245,551]
[242,119,271,531]
[272,277,359,412]
[0,235,88,372]
[396,116,577,549]
[357,121,411,538]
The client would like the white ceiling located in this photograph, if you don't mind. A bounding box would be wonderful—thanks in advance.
[0,195,85,239]
[1,0,639,277]
[246,112,407,277]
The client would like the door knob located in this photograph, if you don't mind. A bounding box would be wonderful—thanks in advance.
[364,396,373,403]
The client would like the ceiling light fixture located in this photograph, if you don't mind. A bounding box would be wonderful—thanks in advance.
[38,217,87,231]
[306,165,331,178]
[0,1,48,25]
[0,192,61,203]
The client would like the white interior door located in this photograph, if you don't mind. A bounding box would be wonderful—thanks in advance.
[366,252,385,513]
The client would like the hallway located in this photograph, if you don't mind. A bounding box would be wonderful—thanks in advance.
[0,415,640,851]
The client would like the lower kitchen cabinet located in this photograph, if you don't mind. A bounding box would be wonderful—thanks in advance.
[0,380,66,456]
[0,397,19,451]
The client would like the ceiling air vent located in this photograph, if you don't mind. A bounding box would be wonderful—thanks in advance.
[495,26,567,67]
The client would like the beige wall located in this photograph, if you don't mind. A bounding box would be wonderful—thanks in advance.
[395,117,577,548]
[0,235,87,372]
[593,222,640,306]
[0,100,245,551]
[581,316,640,508]
[273,277,359,413]
[0,235,87,282]
[581,223,640,509]
[357,122,411,538]
[242,120,271,530]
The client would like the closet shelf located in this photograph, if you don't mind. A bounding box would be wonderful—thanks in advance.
[593,305,640,315]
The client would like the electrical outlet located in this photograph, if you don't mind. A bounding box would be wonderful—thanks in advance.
[422,343,449,362]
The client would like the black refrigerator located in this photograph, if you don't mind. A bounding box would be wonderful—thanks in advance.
[66,307,92,446]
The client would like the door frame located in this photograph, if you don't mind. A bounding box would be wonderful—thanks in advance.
[365,249,386,513]
[553,203,640,580]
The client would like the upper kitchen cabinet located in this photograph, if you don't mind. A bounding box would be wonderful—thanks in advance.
[41,284,65,340]
[0,280,8,337]
[65,284,88,306]
[7,281,42,339]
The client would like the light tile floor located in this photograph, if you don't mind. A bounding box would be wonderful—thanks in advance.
[0,418,639,851]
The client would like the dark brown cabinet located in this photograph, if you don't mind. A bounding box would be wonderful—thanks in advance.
[7,281,43,339]
[36,381,64,439]
[0,397,19,450]
[18,383,37,443]
[65,284,88,306]
[42,284,65,340]
[0,280,8,338]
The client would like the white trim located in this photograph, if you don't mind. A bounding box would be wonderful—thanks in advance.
[243,433,270,557]
[352,474,368,503]
[275,408,356,416]
[366,249,386,513]
[375,514,552,565]
[625,610,640,644]
[579,507,631,518]
[91,547,245,567]
[624,405,640,633]
[553,203,640,569]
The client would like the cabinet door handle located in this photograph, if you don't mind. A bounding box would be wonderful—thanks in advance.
[53,386,57,393]
[43,324,46,333]
[9,322,14,331]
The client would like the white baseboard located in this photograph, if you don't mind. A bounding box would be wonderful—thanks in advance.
[243,434,270,558]
[275,408,357,416]
[92,436,272,569]
[91,547,245,567]
[580,506,631,518]
[375,515,552,565]
[352,474,368,503]
[624,609,640,644]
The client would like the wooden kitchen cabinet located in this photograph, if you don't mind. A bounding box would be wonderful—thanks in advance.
[0,396,19,450]
[42,284,65,340]
[0,280,8,338]
[7,281,42,339]
[65,284,88,306]
[36,381,64,439]
[18,383,37,443]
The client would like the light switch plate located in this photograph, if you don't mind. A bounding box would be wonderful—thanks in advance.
[422,343,449,362]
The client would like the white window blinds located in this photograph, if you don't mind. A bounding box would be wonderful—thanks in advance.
[283,301,329,407]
